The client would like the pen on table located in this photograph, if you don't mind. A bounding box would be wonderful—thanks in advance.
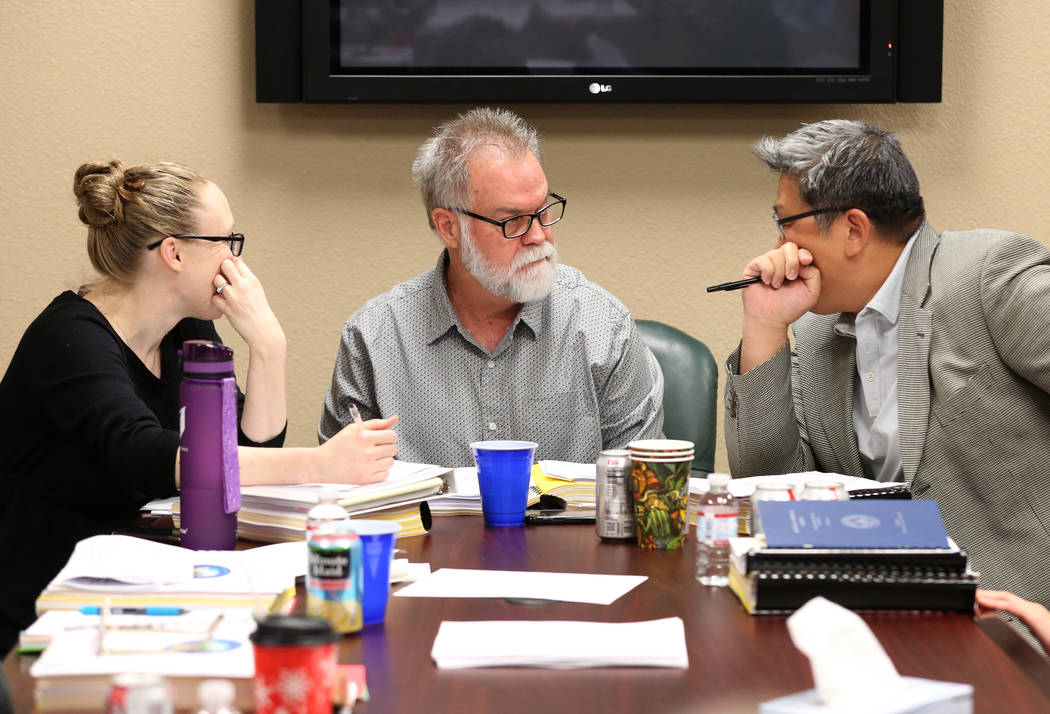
[348,403,364,425]
[706,276,762,293]
[80,606,185,616]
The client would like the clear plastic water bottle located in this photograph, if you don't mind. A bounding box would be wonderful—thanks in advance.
[195,679,239,714]
[306,484,347,533]
[696,473,738,586]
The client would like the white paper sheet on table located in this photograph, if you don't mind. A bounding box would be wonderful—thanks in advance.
[394,568,646,605]
[538,460,597,482]
[431,617,688,669]
[690,472,883,499]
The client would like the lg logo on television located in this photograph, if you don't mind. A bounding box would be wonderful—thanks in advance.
[588,83,612,94]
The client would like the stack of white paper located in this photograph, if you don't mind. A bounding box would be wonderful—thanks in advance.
[426,467,541,516]
[689,472,883,500]
[431,617,689,669]
[37,537,306,613]
[395,568,647,605]
[232,460,449,541]
[30,608,256,711]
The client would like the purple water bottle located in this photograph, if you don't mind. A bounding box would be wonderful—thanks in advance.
[179,340,241,550]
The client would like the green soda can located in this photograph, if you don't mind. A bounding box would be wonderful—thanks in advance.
[306,519,363,634]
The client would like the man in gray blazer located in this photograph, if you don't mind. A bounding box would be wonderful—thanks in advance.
[724,119,1050,618]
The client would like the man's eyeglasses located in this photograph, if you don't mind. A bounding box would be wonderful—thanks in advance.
[773,207,849,239]
[146,233,245,257]
[456,193,567,239]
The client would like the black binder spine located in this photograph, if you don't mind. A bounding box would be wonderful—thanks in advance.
[749,570,977,614]
[746,549,970,573]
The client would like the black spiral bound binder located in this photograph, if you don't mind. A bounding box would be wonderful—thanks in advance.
[847,483,912,500]
[741,567,978,614]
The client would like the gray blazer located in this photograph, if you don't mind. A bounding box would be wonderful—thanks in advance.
[725,222,1050,607]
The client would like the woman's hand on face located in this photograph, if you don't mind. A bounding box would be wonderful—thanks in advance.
[212,258,285,353]
[317,415,400,485]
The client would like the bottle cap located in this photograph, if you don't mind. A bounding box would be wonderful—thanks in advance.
[198,679,235,710]
[181,340,234,363]
[249,615,337,647]
[317,484,340,505]
[708,473,731,488]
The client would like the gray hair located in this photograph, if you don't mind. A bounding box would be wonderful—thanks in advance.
[753,120,924,243]
[411,107,543,231]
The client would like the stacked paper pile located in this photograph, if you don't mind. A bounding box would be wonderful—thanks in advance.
[688,472,886,534]
[36,535,304,614]
[531,461,597,514]
[431,617,688,669]
[727,501,979,615]
[427,467,541,516]
[30,608,256,711]
[203,460,451,543]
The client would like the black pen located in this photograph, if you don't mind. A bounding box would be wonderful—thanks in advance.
[706,276,762,293]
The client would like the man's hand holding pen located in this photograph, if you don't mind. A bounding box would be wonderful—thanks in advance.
[737,242,822,373]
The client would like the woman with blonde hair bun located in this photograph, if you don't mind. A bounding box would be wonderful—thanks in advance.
[0,160,398,656]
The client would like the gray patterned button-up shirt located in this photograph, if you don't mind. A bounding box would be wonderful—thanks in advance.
[318,251,664,466]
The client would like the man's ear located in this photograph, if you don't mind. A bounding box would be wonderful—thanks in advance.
[843,208,873,259]
[432,208,460,250]
[153,236,185,273]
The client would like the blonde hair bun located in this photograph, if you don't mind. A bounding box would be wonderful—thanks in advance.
[72,160,204,285]
[73,160,132,228]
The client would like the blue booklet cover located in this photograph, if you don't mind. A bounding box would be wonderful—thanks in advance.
[757,500,951,549]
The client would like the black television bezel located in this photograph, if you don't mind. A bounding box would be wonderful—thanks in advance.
[292,0,909,104]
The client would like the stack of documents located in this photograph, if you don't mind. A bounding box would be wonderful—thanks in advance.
[30,608,255,711]
[688,472,886,533]
[36,535,304,614]
[727,501,978,614]
[395,568,646,605]
[212,460,450,543]
[431,617,688,669]
[531,461,597,514]
[426,467,541,516]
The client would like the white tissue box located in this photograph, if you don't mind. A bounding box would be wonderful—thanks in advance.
[760,676,973,714]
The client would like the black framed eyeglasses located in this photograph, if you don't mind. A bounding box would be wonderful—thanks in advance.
[773,207,849,239]
[455,192,566,239]
[146,233,245,257]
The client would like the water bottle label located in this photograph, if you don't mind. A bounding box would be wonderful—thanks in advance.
[697,512,738,544]
[179,406,185,438]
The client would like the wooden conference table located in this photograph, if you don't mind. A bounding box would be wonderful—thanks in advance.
[6,517,1050,713]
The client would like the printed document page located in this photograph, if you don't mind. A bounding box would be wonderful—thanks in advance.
[431,617,688,669]
[395,568,646,605]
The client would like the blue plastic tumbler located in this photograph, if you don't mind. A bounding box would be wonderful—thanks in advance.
[350,520,402,625]
[470,441,538,527]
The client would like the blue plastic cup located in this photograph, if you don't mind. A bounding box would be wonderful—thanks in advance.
[470,440,538,527]
[348,519,402,625]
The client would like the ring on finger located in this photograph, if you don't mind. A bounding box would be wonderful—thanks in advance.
[216,282,226,295]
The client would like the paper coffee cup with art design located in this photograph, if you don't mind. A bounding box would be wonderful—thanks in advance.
[628,440,694,550]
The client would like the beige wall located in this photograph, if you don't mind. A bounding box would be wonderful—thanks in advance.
[2,2,1048,471]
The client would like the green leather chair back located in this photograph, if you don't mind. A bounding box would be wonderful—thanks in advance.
[634,319,718,474]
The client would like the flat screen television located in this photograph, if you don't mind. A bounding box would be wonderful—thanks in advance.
[256,0,942,103]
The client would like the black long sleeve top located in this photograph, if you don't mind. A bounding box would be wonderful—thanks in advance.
[0,291,285,655]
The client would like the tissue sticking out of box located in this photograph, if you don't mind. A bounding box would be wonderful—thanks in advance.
[787,596,902,708]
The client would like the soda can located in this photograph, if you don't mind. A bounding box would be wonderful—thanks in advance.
[306,519,363,634]
[749,481,795,536]
[799,478,847,501]
[104,673,174,714]
[596,449,635,540]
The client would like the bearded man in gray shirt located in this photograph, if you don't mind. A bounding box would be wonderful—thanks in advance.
[318,107,663,466]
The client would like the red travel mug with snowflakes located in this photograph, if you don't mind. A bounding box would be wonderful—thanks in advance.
[250,615,338,714]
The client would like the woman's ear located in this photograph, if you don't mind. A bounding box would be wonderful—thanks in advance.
[153,236,184,273]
